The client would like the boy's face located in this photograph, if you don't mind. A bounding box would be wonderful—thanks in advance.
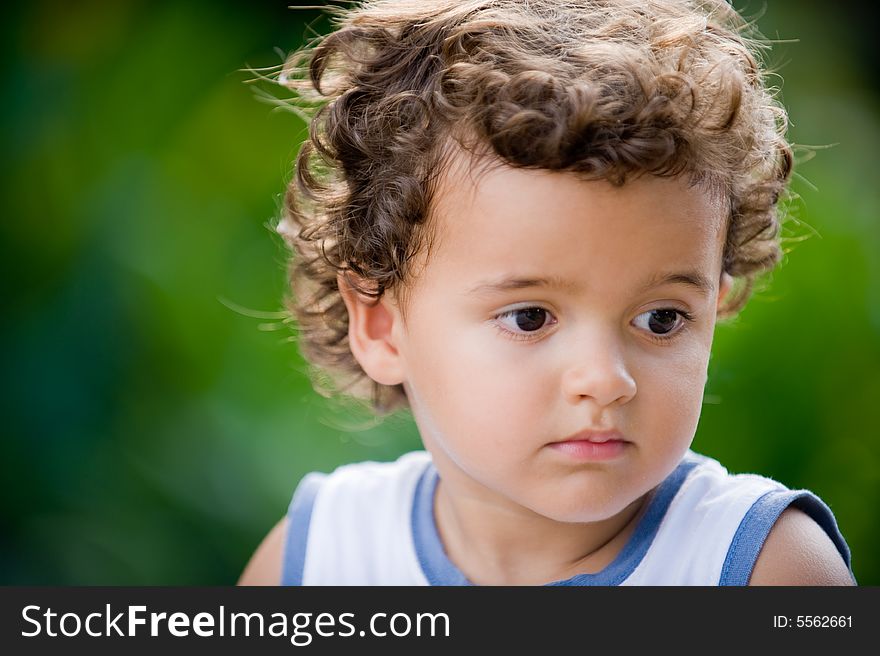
[351,151,731,523]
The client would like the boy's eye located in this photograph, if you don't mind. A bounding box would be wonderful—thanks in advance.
[496,307,554,334]
[632,309,691,336]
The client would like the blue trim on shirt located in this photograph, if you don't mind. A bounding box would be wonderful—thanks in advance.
[280,472,326,586]
[411,464,472,586]
[718,489,855,586]
[411,452,702,586]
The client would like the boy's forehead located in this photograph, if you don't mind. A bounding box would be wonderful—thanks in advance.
[417,146,729,295]
[431,146,727,241]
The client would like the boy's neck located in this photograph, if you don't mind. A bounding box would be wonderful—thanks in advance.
[433,472,652,586]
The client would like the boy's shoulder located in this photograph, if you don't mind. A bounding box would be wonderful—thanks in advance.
[284,450,432,518]
[238,515,288,586]
[679,450,855,585]
[681,449,787,495]
[750,505,856,585]
[239,450,432,586]
[285,450,434,585]
[304,449,433,503]
[304,449,432,514]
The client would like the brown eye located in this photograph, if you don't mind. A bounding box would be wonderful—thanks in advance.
[633,308,693,340]
[647,309,679,334]
[513,308,549,332]
[495,307,556,338]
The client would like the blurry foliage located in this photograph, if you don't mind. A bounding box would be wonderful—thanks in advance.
[1,0,877,585]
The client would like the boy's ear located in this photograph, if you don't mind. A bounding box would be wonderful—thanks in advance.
[717,272,734,310]
[337,271,406,387]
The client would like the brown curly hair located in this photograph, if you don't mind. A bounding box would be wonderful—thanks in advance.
[273,0,793,416]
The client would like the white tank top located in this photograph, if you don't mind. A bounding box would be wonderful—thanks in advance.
[280,449,854,585]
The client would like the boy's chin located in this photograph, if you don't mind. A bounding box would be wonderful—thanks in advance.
[524,495,645,525]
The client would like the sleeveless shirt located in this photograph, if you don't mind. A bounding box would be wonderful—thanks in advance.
[280,449,854,585]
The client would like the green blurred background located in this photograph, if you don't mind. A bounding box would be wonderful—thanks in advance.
[1,0,877,585]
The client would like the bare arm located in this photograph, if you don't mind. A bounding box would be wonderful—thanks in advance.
[237,516,288,586]
[749,506,854,586]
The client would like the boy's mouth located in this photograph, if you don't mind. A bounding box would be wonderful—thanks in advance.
[551,428,627,445]
[547,429,629,461]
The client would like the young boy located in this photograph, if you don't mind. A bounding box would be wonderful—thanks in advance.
[239,0,855,585]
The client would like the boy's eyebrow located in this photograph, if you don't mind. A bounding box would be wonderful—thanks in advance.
[467,275,579,296]
[466,271,715,297]
[640,271,716,297]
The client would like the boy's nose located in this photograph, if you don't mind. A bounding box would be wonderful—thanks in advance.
[561,333,637,408]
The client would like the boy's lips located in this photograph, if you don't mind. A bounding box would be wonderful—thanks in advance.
[547,429,629,461]
[551,429,627,444]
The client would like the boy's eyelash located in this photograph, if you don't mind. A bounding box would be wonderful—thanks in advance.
[491,307,696,344]
[493,323,531,342]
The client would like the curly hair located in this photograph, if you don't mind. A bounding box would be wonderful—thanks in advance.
[273,0,793,416]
